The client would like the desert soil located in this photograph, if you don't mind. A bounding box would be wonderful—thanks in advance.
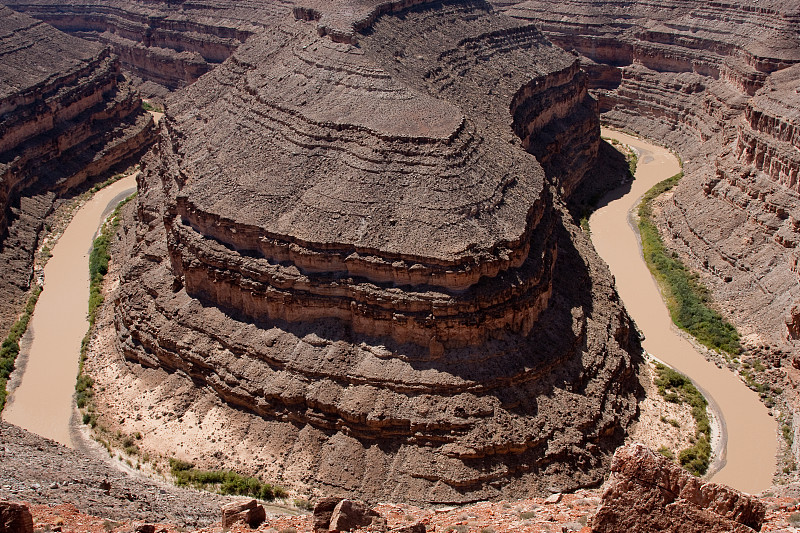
[590,128,777,494]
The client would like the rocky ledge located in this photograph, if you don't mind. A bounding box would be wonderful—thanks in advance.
[0,6,154,333]
[109,0,642,504]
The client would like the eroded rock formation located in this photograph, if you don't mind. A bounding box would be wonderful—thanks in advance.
[592,443,766,533]
[110,0,642,503]
[495,0,800,391]
[0,0,273,93]
[0,5,154,332]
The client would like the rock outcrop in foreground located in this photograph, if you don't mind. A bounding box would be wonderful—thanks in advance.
[593,443,766,533]
[0,5,154,333]
[109,0,642,503]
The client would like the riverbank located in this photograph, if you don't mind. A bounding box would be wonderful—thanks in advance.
[590,128,777,494]
[1,175,138,447]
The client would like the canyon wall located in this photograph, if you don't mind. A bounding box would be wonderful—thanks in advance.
[0,6,154,333]
[109,0,643,503]
[0,0,276,93]
[494,0,800,460]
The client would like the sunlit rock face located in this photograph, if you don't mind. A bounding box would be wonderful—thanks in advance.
[495,0,800,367]
[106,0,642,504]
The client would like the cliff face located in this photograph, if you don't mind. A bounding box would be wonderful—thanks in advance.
[495,0,800,365]
[0,0,274,93]
[0,6,154,333]
[111,0,642,503]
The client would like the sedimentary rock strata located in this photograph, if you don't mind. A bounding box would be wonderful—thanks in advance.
[496,0,800,378]
[110,0,642,503]
[0,6,154,332]
[0,0,274,93]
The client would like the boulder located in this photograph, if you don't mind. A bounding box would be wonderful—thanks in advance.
[221,499,266,529]
[592,443,765,533]
[328,499,382,532]
[313,497,344,532]
[0,501,33,533]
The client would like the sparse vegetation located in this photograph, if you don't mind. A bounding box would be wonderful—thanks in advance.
[519,511,537,520]
[77,193,136,417]
[168,458,287,501]
[0,287,42,411]
[657,446,675,460]
[654,363,711,476]
[142,100,164,113]
[294,498,314,511]
[784,422,794,448]
[639,172,741,355]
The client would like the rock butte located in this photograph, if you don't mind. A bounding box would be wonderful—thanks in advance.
[111,0,642,503]
[0,0,799,509]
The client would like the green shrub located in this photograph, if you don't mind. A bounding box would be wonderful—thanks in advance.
[638,173,741,355]
[0,287,42,411]
[654,363,711,476]
[657,446,675,460]
[167,459,285,501]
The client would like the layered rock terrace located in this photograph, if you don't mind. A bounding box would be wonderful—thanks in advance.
[109,0,642,503]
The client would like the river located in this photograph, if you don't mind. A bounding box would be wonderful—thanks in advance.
[2,175,137,448]
[590,129,777,493]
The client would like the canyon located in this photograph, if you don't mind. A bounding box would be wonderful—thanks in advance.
[0,0,799,522]
[0,5,154,334]
[106,0,641,503]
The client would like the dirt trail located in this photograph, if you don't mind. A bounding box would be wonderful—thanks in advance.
[2,175,137,447]
[590,129,777,494]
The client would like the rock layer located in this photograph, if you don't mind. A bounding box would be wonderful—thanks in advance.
[495,0,800,376]
[112,0,642,503]
[0,0,280,93]
[0,6,154,333]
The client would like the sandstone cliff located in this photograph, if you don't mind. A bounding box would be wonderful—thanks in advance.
[0,6,155,333]
[107,0,643,503]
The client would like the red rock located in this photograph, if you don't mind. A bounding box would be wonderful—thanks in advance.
[313,497,344,532]
[592,443,765,533]
[328,499,382,532]
[0,501,33,533]
[221,499,266,529]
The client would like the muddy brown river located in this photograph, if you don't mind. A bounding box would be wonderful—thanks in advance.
[2,175,137,448]
[591,129,777,493]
